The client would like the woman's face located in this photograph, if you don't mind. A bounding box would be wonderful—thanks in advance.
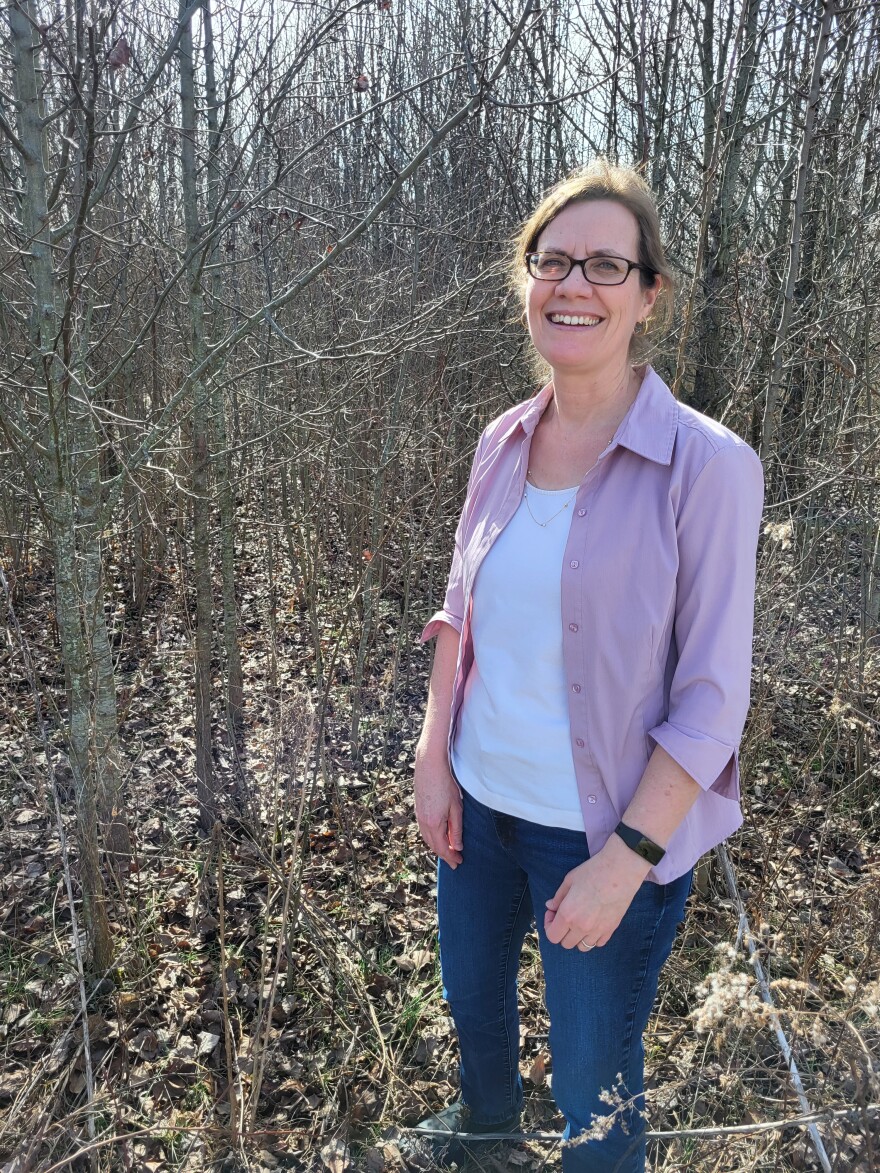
[524,199,660,380]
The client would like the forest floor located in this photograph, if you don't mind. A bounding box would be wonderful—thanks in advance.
[1,537,880,1173]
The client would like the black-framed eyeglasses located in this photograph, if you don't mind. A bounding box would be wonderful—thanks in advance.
[525,251,654,286]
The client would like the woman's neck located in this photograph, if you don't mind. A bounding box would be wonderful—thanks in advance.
[546,362,641,437]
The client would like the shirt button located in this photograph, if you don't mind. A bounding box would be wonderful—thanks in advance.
[570,560,579,568]
[569,622,578,632]
[575,738,584,748]
[577,508,586,517]
[587,795,598,804]
[572,683,581,693]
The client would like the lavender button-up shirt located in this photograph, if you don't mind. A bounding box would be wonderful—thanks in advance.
[419,365,765,884]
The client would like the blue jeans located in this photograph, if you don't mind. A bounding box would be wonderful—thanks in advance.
[437,787,692,1173]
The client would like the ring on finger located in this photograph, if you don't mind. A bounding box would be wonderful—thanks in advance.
[577,939,595,952]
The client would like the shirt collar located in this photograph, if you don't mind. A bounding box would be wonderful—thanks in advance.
[504,365,678,466]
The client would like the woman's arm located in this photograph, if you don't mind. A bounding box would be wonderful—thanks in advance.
[414,620,464,868]
[616,745,702,855]
[544,746,701,949]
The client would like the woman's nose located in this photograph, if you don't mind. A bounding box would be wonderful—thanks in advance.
[558,262,594,293]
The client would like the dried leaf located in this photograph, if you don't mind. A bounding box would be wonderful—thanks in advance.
[528,1051,547,1086]
[197,1031,220,1056]
[130,1029,159,1059]
[117,991,140,1015]
[0,1068,28,1102]
[363,1147,385,1173]
[320,1138,351,1172]
[13,809,41,825]
[828,857,854,879]
[394,949,432,972]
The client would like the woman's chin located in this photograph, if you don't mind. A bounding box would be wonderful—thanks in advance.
[540,351,614,380]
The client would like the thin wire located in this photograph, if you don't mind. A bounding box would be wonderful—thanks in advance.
[715,841,833,1173]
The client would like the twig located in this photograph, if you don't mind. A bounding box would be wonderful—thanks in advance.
[29,1097,879,1173]
[715,841,833,1172]
[215,823,242,1146]
[405,1100,879,1143]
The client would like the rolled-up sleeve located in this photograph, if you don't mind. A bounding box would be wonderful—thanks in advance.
[646,444,764,797]
[419,431,486,643]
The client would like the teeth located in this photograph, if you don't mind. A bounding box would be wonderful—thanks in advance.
[549,314,601,326]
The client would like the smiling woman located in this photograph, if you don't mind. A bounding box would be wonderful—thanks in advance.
[412,160,764,1172]
[512,161,675,365]
[524,199,660,409]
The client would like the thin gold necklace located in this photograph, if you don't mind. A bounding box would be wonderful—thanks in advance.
[523,482,579,527]
[524,426,617,527]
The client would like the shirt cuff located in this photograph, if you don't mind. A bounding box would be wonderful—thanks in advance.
[419,610,463,643]
[646,721,740,800]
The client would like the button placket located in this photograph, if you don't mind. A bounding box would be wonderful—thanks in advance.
[564,483,591,781]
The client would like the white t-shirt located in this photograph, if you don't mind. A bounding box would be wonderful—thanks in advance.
[451,483,584,831]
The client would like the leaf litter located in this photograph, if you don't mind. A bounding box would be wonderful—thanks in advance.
[0,529,878,1171]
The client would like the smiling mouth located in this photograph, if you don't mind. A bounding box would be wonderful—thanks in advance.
[547,313,602,327]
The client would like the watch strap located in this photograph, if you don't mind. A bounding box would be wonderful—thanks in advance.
[614,821,666,866]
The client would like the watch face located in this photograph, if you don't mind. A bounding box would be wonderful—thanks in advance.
[615,822,664,866]
[636,837,664,866]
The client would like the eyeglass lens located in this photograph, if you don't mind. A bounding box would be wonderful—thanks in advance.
[529,253,630,284]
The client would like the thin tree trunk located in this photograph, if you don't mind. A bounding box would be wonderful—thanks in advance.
[203,0,244,746]
[9,0,113,970]
[761,0,836,461]
[180,8,217,829]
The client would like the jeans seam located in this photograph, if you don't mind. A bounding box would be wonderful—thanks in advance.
[619,885,672,1104]
[489,805,527,1123]
[496,879,529,1121]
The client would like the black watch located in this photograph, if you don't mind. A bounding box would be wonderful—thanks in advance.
[614,821,666,867]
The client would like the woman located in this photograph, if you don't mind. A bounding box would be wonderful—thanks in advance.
[412,161,764,1172]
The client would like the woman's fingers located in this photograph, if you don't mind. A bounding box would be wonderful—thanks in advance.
[427,817,462,868]
[414,758,463,868]
[544,875,574,943]
[447,792,463,853]
[437,799,463,868]
[416,804,462,868]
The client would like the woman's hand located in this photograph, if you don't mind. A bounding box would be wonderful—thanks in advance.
[414,753,463,869]
[544,833,651,949]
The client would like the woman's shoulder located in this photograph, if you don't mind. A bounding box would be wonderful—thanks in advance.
[478,383,554,452]
[667,399,764,520]
[674,398,757,455]
[670,393,762,482]
[633,366,763,505]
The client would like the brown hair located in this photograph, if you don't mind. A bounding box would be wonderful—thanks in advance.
[509,159,674,364]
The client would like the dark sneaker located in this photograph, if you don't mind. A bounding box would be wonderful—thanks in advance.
[405,1101,521,1169]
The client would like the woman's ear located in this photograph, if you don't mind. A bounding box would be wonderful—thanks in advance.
[642,275,662,318]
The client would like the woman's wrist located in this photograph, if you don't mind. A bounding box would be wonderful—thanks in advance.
[598,828,653,880]
[415,737,450,768]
